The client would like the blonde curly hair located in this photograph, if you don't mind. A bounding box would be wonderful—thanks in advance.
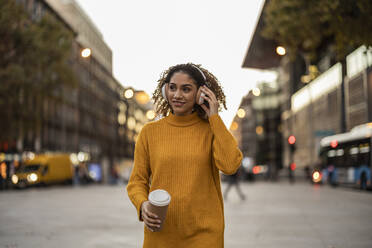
[152,63,227,119]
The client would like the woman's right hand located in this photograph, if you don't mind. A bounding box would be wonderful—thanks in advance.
[141,201,161,232]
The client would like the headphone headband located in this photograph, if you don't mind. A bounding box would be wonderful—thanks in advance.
[191,65,211,87]
[191,65,206,82]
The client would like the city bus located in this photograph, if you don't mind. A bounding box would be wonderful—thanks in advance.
[318,123,372,190]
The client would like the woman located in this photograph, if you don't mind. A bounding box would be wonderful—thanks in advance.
[126,63,243,247]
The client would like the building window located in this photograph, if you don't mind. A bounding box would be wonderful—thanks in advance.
[16,0,26,6]
[31,0,40,21]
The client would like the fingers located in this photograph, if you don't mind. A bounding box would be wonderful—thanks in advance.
[201,85,217,102]
[145,209,159,220]
[201,92,216,108]
[143,211,160,225]
[201,92,211,102]
[200,86,218,116]
[199,92,206,105]
[143,213,160,226]
[142,208,161,231]
[141,201,159,220]
[200,104,209,113]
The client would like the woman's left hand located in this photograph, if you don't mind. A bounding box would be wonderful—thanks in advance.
[200,85,218,117]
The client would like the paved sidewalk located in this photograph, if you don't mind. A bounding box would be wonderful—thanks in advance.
[1,182,372,248]
[223,182,372,248]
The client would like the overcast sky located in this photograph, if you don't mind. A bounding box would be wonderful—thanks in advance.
[76,0,276,126]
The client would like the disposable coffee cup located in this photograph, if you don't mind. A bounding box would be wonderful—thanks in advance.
[148,189,171,231]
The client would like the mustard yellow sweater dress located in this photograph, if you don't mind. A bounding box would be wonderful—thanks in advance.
[126,112,243,248]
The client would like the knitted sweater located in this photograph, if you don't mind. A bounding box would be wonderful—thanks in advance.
[126,112,243,248]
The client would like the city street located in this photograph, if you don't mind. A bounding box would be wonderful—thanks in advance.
[1,182,372,248]
[2,1,372,248]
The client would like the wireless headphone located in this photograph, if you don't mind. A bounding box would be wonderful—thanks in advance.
[161,83,168,101]
[162,65,209,106]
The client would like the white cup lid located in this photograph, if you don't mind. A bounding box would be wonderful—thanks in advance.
[149,189,171,206]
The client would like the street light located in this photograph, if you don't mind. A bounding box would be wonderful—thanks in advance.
[118,113,126,125]
[252,87,261,96]
[276,46,286,56]
[124,89,134,99]
[127,117,136,130]
[81,48,91,58]
[146,110,155,120]
[230,121,238,131]
[237,108,246,118]
[256,126,263,135]
[135,91,150,104]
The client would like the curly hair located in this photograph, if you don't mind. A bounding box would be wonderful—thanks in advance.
[152,63,227,120]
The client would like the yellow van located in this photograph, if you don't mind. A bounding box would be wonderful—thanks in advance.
[12,154,74,188]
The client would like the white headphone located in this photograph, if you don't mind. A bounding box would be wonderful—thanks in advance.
[162,65,208,104]
[161,83,168,101]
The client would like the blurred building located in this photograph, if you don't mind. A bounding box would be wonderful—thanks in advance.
[2,0,154,183]
[230,82,282,180]
[43,0,117,165]
[45,0,112,74]
[242,1,372,170]
[121,89,155,156]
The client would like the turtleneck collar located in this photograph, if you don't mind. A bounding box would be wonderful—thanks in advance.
[165,112,202,127]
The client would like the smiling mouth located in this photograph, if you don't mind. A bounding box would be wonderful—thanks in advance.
[172,101,185,106]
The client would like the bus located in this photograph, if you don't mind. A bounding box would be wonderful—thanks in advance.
[318,123,372,190]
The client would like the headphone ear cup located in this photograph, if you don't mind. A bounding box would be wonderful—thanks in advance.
[196,87,204,105]
[161,84,168,101]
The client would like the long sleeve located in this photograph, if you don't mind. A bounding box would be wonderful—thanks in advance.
[127,113,236,247]
[208,114,243,175]
[126,126,151,221]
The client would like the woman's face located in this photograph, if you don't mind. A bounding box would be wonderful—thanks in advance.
[167,72,198,116]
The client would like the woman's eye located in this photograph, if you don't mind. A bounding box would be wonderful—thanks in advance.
[169,85,176,90]
[183,88,190,92]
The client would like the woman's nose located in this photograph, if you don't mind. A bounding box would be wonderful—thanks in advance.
[174,90,182,98]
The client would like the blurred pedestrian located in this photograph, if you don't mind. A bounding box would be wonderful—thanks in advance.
[73,164,80,186]
[110,164,119,185]
[0,161,5,190]
[127,63,243,248]
[288,164,295,184]
[1,161,9,189]
[223,166,246,201]
[77,162,90,184]
[304,165,311,181]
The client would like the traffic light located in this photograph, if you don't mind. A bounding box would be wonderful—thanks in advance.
[288,135,296,153]
[288,135,296,145]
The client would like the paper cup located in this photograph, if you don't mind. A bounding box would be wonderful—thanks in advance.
[148,189,171,231]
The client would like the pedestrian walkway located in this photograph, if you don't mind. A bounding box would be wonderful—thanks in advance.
[223,181,372,248]
[0,182,371,248]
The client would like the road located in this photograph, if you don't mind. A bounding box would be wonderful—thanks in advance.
[1,182,371,248]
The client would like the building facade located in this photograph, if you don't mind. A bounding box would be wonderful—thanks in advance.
[1,0,154,184]
[231,82,282,179]
[242,1,372,171]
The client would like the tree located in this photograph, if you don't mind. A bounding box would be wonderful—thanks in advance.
[261,0,372,62]
[0,0,77,149]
